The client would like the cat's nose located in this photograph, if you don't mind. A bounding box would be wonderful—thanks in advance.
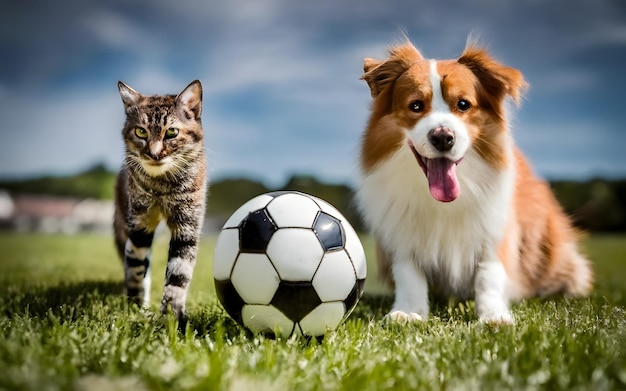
[148,142,164,160]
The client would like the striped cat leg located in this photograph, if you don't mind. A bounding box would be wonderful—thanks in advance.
[160,226,201,321]
[124,229,155,307]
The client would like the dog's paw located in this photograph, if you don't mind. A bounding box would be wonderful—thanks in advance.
[386,310,425,323]
[479,310,515,325]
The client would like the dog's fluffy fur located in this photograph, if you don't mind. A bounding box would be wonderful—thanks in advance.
[356,41,592,324]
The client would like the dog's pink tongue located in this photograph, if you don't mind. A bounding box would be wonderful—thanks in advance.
[427,158,460,202]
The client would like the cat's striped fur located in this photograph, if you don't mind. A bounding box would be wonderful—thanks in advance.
[114,80,207,322]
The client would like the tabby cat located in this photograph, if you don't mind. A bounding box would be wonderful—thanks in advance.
[114,80,207,322]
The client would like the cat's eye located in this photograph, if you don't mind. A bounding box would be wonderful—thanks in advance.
[165,128,179,139]
[134,127,148,138]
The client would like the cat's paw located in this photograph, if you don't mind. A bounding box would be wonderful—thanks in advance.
[386,310,425,323]
[126,293,145,307]
[160,285,187,322]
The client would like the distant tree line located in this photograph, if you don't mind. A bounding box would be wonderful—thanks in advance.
[550,179,626,232]
[1,165,625,232]
[0,164,116,200]
[207,174,361,230]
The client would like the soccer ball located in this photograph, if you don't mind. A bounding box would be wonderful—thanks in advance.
[213,191,367,337]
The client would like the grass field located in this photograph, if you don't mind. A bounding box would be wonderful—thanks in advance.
[0,232,625,390]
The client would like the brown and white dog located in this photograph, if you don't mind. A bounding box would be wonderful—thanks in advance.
[356,40,592,324]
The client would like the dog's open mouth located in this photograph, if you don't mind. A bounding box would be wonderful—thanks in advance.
[408,140,463,203]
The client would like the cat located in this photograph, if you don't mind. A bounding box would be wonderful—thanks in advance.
[114,80,207,323]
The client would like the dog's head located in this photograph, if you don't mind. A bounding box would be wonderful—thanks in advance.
[361,41,526,202]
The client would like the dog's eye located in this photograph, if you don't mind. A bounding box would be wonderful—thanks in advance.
[409,100,424,113]
[457,99,471,112]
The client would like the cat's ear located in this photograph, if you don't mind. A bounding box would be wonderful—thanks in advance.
[118,81,142,111]
[176,80,203,121]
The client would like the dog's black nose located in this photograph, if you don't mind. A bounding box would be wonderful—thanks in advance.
[428,127,455,152]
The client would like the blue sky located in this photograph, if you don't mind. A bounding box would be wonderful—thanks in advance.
[0,0,625,187]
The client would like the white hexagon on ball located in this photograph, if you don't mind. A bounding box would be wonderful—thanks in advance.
[212,228,240,280]
[313,251,356,302]
[343,223,367,280]
[311,196,346,221]
[299,302,346,336]
[266,193,320,228]
[222,194,273,228]
[231,253,280,305]
[242,305,294,335]
[266,229,324,281]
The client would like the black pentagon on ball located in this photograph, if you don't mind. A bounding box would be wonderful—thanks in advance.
[270,281,322,322]
[313,211,345,251]
[239,208,277,252]
[214,279,245,325]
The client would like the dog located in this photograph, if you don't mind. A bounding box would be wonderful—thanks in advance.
[356,40,593,324]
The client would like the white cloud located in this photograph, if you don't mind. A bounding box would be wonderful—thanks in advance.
[515,119,626,179]
[516,120,608,147]
[81,10,154,51]
[1,0,624,183]
[529,69,598,95]
[119,69,191,96]
[201,39,325,95]
[0,90,125,177]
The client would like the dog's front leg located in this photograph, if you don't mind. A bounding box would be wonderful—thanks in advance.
[388,260,429,322]
[475,258,514,324]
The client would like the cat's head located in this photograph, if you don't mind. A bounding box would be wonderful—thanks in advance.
[118,80,204,178]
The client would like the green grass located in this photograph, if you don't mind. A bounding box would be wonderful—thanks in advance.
[0,232,625,390]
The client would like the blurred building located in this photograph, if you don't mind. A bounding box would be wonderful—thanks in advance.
[0,193,114,234]
[0,192,223,235]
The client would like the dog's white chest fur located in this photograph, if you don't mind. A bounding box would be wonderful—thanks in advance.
[357,145,514,298]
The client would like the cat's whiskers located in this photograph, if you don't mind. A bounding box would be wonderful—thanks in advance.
[165,150,198,180]
[125,156,144,176]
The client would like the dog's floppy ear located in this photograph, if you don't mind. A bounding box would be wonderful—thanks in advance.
[361,43,423,98]
[361,59,406,98]
[458,44,528,106]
